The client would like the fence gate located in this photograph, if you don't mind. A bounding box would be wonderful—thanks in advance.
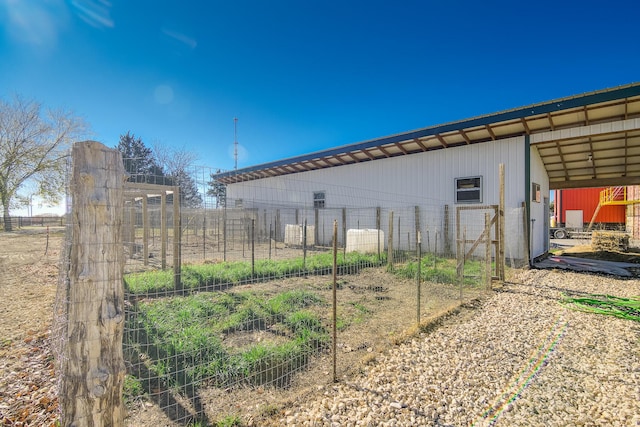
[456,205,504,284]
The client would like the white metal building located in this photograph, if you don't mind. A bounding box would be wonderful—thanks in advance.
[213,83,640,262]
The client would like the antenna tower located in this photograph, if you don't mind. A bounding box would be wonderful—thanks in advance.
[234,117,238,170]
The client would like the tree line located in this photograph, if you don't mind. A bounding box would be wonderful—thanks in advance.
[0,95,228,232]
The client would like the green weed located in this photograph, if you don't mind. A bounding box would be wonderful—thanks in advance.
[125,252,384,295]
[393,255,485,285]
[123,374,144,405]
[125,288,329,393]
[214,415,243,426]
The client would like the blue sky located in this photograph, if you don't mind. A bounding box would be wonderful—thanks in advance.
[2,0,640,177]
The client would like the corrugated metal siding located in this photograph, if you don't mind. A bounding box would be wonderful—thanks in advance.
[530,146,550,258]
[228,136,526,209]
[559,188,625,224]
[227,136,528,258]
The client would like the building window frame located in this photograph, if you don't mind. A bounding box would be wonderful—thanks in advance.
[455,176,483,204]
[313,191,325,209]
[532,182,541,203]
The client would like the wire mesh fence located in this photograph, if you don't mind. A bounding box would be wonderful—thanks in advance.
[54,144,528,426]
[119,189,527,424]
[0,215,65,229]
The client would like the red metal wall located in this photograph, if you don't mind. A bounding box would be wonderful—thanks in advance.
[558,187,625,224]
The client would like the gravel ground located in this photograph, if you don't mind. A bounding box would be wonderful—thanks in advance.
[277,269,640,426]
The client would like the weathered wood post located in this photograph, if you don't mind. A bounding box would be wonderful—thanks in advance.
[314,208,319,245]
[128,202,135,259]
[456,206,462,278]
[387,211,394,268]
[522,201,530,265]
[444,204,451,256]
[203,214,207,261]
[61,141,126,426]
[485,212,492,291]
[263,209,267,240]
[376,207,381,259]
[142,195,149,265]
[342,208,347,256]
[161,191,167,269]
[416,229,422,325]
[251,219,255,278]
[173,186,182,292]
[332,220,338,383]
[499,163,506,281]
[223,205,228,261]
[414,206,421,251]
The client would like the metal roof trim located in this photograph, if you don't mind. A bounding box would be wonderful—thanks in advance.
[214,83,640,181]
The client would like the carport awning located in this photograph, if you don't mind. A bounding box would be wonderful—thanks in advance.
[533,117,640,189]
[213,83,640,189]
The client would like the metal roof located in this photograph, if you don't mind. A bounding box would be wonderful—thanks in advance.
[214,83,640,190]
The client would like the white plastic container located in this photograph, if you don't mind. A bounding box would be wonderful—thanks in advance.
[346,229,384,253]
[284,224,315,246]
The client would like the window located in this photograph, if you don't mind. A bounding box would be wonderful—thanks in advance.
[234,198,243,208]
[532,183,541,203]
[313,191,325,208]
[455,176,482,204]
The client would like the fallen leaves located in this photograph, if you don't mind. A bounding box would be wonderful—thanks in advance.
[0,330,59,426]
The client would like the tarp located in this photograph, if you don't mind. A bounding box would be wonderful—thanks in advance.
[534,255,638,277]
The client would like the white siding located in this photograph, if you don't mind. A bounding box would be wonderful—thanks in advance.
[228,136,526,210]
[226,137,530,260]
[530,145,550,259]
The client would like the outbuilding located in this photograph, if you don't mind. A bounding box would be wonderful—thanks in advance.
[213,83,640,263]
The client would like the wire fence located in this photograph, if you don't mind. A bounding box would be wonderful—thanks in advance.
[1,215,65,229]
[53,143,527,426]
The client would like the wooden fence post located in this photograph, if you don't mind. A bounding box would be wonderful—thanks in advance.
[485,212,492,291]
[128,203,135,259]
[342,208,347,255]
[314,208,319,245]
[332,220,338,383]
[161,192,167,269]
[61,141,126,426]
[444,204,451,256]
[387,211,394,268]
[376,207,381,259]
[499,163,505,281]
[414,206,421,250]
[173,186,182,292]
[142,195,149,265]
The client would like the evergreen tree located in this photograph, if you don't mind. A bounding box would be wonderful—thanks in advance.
[117,132,164,183]
[173,169,202,208]
[117,134,203,206]
[207,170,227,208]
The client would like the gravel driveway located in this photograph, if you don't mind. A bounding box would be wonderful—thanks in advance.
[278,269,640,426]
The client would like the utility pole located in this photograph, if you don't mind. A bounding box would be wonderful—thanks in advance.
[234,117,238,170]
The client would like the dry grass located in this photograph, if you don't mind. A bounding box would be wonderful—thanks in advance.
[0,226,64,426]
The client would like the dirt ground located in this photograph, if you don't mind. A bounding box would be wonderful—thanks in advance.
[125,269,484,426]
[2,229,636,426]
[0,226,64,426]
[0,227,481,426]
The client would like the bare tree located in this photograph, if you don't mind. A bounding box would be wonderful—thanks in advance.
[152,141,202,207]
[152,141,198,176]
[0,95,88,231]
